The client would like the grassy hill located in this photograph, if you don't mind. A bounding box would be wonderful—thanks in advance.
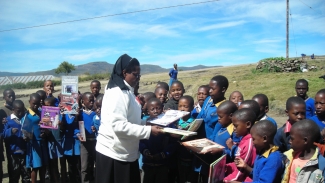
[0,61,218,77]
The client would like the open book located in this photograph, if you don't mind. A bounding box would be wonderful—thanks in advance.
[181,138,224,154]
[208,155,226,183]
[162,127,197,136]
[181,118,203,141]
[147,110,190,126]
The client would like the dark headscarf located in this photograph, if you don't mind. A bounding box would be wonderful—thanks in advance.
[107,54,136,90]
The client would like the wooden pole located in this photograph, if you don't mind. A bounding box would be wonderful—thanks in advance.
[286,0,289,60]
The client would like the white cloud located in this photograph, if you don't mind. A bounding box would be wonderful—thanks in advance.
[197,21,247,31]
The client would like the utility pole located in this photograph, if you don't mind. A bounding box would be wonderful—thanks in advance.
[286,0,289,60]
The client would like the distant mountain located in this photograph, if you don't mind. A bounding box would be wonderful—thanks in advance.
[0,61,220,77]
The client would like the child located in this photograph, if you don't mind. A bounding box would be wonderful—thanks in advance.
[310,89,325,130]
[93,94,104,134]
[229,91,244,108]
[156,81,169,92]
[238,100,260,120]
[3,100,30,183]
[223,108,257,182]
[141,92,156,120]
[295,79,315,118]
[43,80,59,107]
[192,85,209,118]
[282,119,324,182]
[252,94,277,128]
[90,80,101,100]
[139,98,177,183]
[176,96,196,183]
[154,87,168,105]
[26,93,48,183]
[43,97,64,183]
[78,92,96,183]
[36,90,46,107]
[274,97,306,153]
[164,81,185,110]
[206,101,239,161]
[232,120,284,183]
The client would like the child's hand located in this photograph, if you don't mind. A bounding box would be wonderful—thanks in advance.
[23,136,30,142]
[226,138,234,149]
[11,128,18,134]
[2,117,8,124]
[77,134,86,142]
[91,126,96,133]
[234,157,246,168]
[199,147,223,155]
[143,149,153,159]
[169,133,181,139]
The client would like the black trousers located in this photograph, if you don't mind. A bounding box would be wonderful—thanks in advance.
[8,154,30,183]
[95,151,140,183]
[65,155,81,183]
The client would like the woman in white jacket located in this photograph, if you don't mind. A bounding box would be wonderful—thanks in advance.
[95,54,163,183]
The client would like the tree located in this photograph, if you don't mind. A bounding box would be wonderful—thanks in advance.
[55,61,75,75]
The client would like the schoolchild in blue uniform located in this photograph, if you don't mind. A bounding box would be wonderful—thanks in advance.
[295,79,315,118]
[3,100,30,183]
[164,81,185,111]
[175,96,197,183]
[309,89,325,130]
[90,80,102,100]
[252,94,278,128]
[194,75,228,183]
[92,94,103,135]
[139,98,177,183]
[206,101,240,162]
[233,120,284,183]
[191,85,209,119]
[42,97,64,183]
[76,92,96,183]
[43,80,60,107]
[26,93,48,183]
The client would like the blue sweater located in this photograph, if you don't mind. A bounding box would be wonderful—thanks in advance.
[62,114,80,156]
[264,116,278,128]
[245,149,284,183]
[305,97,316,119]
[273,124,291,153]
[77,110,96,139]
[3,116,27,154]
[169,69,178,80]
[309,115,325,130]
[93,115,100,132]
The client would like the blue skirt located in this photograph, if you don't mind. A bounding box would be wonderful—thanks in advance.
[26,140,49,168]
[62,136,80,156]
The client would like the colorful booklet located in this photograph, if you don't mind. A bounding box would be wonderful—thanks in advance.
[21,114,33,139]
[181,138,224,154]
[61,76,78,95]
[79,121,86,142]
[61,93,79,114]
[208,155,226,183]
[147,110,190,126]
[40,106,60,129]
[162,127,197,136]
[181,118,203,141]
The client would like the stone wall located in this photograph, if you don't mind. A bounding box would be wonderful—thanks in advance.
[255,59,314,72]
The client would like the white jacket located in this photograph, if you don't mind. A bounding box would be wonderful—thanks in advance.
[96,81,151,162]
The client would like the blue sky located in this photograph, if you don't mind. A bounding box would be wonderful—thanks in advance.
[0,0,324,73]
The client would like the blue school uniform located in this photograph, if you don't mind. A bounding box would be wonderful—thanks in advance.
[62,114,80,156]
[76,109,96,139]
[305,97,316,118]
[25,108,48,168]
[47,114,64,159]
[209,123,241,161]
[309,115,325,130]
[249,146,284,183]
[93,114,100,133]
[260,115,277,128]
[3,114,27,155]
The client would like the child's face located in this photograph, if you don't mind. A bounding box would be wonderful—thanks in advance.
[95,100,102,116]
[90,82,101,96]
[141,96,150,114]
[230,92,243,107]
[43,81,54,95]
[253,97,267,119]
[147,101,163,118]
[295,82,308,98]
[233,116,250,137]
[13,105,25,119]
[170,83,184,101]
[44,101,53,107]
[197,87,209,106]
[315,93,325,116]
[29,98,41,112]
[209,81,225,101]
[217,109,232,127]
[286,104,305,124]
[178,98,193,112]
[3,90,15,105]
[83,95,94,110]
[251,127,266,152]
[289,128,305,153]
[37,93,46,106]
[155,88,168,104]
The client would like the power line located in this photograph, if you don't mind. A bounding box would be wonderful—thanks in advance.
[0,0,219,33]
[298,0,313,10]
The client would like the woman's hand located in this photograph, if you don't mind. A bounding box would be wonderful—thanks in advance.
[150,125,163,136]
